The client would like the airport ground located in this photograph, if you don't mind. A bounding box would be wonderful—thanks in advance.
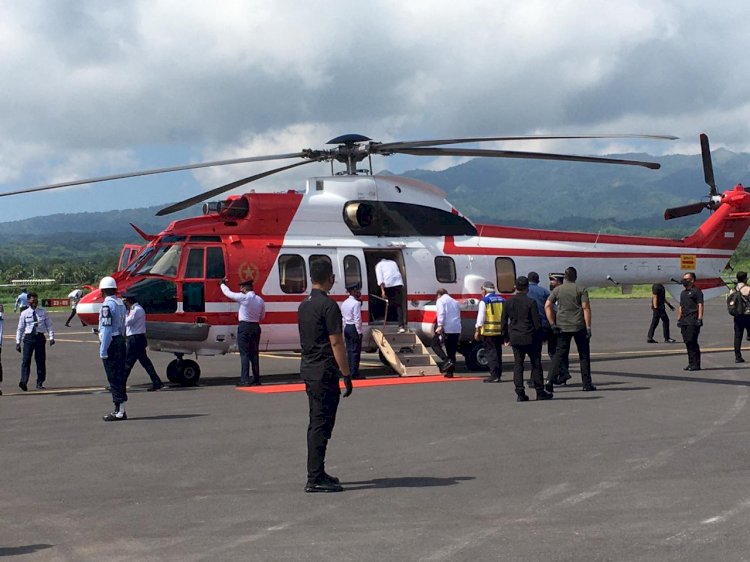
[1,299,750,561]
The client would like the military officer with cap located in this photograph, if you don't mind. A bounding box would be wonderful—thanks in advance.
[122,291,164,391]
[475,281,505,383]
[98,276,128,421]
[16,292,55,391]
[221,277,266,386]
[340,282,364,379]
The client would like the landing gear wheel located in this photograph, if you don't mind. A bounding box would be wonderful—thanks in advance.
[166,358,201,386]
[464,342,489,372]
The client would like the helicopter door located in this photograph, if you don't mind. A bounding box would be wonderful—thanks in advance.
[363,249,406,325]
[181,246,227,313]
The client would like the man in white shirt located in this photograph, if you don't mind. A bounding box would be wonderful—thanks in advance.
[15,292,55,391]
[221,278,266,386]
[430,288,462,378]
[122,293,164,391]
[341,283,364,379]
[375,258,406,332]
[14,288,28,313]
[65,287,85,327]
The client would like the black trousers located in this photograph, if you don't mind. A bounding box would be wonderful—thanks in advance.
[125,334,161,385]
[647,308,671,340]
[483,335,504,378]
[431,333,459,375]
[103,336,127,405]
[344,324,362,378]
[733,316,750,359]
[20,333,46,386]
[384,285,405,328]
[238,322,261,383]
[548,329,592,386]
[546,329,570,377]
[681,324,701,368]
[304,376,341,484]
[513,342,544,393]
[66,307,81,325]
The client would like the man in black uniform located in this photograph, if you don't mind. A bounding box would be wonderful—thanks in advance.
[501,276,553,402]
[646,283,676,344]
[298,260,353,493]
[677,271,704,371]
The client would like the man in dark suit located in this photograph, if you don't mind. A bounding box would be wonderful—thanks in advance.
[501,276,553,402]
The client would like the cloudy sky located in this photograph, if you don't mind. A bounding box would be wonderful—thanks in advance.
[1,0,750,221]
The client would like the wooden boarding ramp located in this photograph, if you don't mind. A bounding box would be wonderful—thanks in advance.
[370,327,439,377]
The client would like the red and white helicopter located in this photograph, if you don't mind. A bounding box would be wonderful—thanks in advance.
[3,133,749,385]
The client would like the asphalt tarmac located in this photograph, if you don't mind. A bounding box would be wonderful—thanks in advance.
[1,299,750,561]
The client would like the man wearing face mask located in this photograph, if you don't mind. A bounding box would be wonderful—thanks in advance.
[677,272,704,371]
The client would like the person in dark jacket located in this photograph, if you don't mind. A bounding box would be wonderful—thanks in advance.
[501,276,553,402]
[646,283,676,343]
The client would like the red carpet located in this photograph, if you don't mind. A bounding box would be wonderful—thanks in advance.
[237,375,484,394]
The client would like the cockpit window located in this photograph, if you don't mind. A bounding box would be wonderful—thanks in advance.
[134,245,182,278]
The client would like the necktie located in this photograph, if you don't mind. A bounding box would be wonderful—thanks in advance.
[31,310,38,335]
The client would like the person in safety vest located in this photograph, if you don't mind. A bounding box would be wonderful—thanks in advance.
[474,281,505,383]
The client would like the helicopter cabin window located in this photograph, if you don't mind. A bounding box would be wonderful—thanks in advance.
[134,244,182,278]
[435,256,456,283]
[185,248,205,279]
[495,258,516,293]
[308,254,333,273]
[206,247,226,279]
[279,254,307,294]
[343,201,477,237]
[183,282,205,312]
[124,278,178,314]
[343,255,362,289]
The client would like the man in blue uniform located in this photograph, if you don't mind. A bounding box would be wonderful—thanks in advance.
[15,292,55,391]
[14,288,28,313]
[298,260,353,493]
[122,292,164,391]
[98,276,128,421]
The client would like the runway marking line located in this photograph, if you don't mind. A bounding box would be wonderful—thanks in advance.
[237,375,484,394]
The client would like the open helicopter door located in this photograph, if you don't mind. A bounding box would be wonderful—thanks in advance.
[363,249,407,327]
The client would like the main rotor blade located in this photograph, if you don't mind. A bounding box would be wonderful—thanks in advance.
[700,133,717,196]
[0,152,308,198]
[664,202,708,220]
[392,146,662,169]
[378,134,678,151]
[156,159,316,216]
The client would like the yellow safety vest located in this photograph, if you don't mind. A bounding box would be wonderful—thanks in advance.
[481,294,505,336]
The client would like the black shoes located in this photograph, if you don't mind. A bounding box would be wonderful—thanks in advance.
[236,381,251,387]
[324,472,340,485]
[443,373,454,378]
[582,384,597,391]
[438,360,454,374]
[147,381,165,391]
[544,382,554,394]
[483,376,501,383]
[18,382,27,392]
[516,393,529,402]
[103,412,127,422]
[646,338,658,343]
[305,480,344,493]
[684,365,701,371]
[736,357,746,364]
[553,374,572,386]
[36,384,46,390]
[65,323,70,327]
[665,338,677,343]
[537,390,554,400]
[249,380,262,386]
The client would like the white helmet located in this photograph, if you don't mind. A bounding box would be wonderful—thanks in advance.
[99,276,117,290]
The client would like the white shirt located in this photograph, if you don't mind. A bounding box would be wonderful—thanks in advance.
[221,284,266,323]
[16,306,55,343]
[375,259,404,288]
[475,300,487,329]
[125,302,147,336]
[436,294,462,334]
[340,295,363,334]
[68,288,83,306]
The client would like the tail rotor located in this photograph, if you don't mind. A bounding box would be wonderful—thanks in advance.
[664,133,723,220]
